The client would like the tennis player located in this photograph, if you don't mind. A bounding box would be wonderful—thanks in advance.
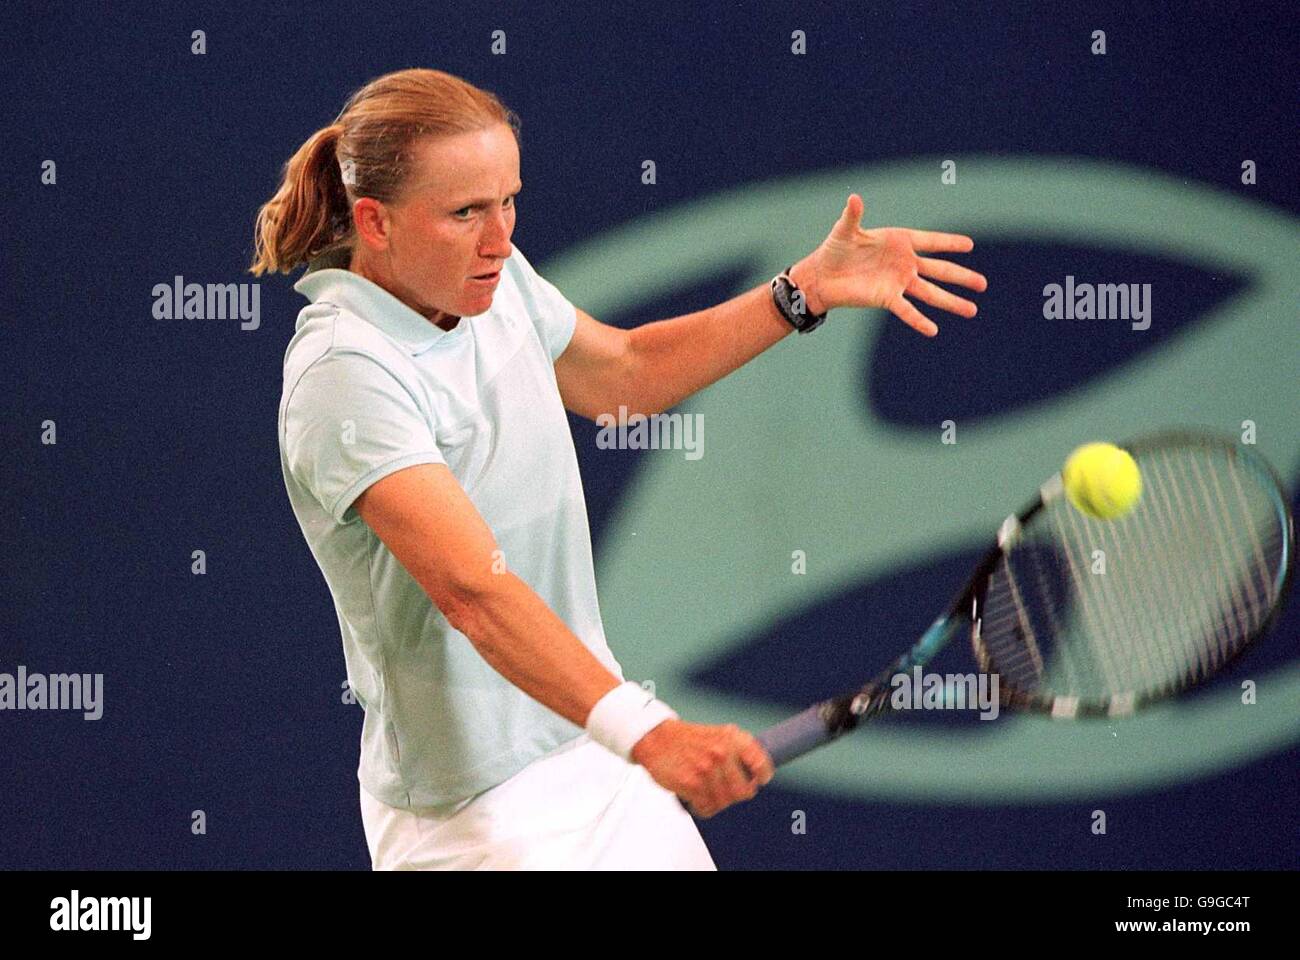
[250,68,985,870]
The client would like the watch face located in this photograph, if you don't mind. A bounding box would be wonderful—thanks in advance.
[772,272,823,331]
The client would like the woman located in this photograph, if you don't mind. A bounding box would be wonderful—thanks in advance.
[250,68,985,870]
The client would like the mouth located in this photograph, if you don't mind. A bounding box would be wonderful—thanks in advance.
[470,269,501,283]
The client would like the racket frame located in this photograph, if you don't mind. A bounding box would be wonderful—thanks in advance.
[756,431,1295,767]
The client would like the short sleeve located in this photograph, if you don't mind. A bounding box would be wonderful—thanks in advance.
[511,246,578,362]
[282,351,446,524]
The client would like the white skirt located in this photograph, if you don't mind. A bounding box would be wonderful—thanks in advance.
[359,734,717,870]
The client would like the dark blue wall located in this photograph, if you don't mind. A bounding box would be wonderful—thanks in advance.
[3,0,1296,869]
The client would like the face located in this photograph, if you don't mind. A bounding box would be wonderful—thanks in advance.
[350,123,520,327]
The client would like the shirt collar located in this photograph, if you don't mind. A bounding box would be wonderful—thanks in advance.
[292,246,466,355]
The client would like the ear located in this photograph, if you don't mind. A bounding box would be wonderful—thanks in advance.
[352,197,392,251]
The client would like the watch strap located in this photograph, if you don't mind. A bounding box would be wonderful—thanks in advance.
[771,264,827,333]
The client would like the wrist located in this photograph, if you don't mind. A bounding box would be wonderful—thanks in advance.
[788,257,827,317]
[585,681,679,761]
[629,717,678,765]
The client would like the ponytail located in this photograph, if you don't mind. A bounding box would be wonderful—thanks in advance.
[249,124,352,276]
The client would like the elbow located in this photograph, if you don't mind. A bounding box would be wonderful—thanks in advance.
[619,329,655,416]
[620,329,683,417]
[437,592,476,637]
[434,570,505,640]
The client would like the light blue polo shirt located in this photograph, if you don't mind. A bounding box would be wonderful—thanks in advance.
[278,243,625,811]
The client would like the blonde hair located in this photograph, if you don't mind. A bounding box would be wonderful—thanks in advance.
[249,68,520,276]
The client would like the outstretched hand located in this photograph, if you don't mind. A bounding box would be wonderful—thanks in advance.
[790,194,988,337]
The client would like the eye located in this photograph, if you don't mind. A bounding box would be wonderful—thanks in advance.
[453,194,517,220]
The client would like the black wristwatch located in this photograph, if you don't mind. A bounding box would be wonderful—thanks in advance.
[770,264,827,334]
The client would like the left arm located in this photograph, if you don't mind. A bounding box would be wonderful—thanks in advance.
[554,193,988,420]
[554,280,796,421]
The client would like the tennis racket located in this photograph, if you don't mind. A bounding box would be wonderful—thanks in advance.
[757,430,1295,767]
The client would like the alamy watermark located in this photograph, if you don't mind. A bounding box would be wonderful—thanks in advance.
[0,666,103,720]
[50,890,150,940]
[595,405,704,460]
[888,666,1000,720]
[152,275,260,331]
[1042,275,1151,330]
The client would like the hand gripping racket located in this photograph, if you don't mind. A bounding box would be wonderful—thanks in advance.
[757,431,1294,767]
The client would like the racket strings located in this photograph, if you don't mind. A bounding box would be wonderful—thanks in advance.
[1166,452,1251,673]
[978,444,1286,707]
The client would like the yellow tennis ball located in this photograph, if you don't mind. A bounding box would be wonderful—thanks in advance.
[1062,442,1142,520]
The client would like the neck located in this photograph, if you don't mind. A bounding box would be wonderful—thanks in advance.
[348,249,460,330]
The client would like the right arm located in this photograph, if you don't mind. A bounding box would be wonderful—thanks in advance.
[354,461,618,729]
[352,463,773,816]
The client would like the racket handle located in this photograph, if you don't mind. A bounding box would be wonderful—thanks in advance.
[675,704,841,814]
[757,704,838,767]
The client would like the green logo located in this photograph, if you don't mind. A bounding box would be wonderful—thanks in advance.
[547,157,1299,800]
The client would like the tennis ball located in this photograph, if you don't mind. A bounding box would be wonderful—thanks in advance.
[1062,442,1142,520]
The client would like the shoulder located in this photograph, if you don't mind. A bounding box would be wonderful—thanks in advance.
[281,303,419,406]
[497,245,577,360]
[499,244,565,306]
[502,242,540,279]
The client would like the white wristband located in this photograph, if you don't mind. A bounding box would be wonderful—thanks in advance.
[585,681,679,761]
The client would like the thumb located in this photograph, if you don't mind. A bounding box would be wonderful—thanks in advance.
[832,193,865,237]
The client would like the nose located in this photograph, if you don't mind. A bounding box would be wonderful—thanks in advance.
[478,206,514,260]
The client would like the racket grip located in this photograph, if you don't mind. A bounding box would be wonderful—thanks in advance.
[675,705,837,814]
[757,704,836,767]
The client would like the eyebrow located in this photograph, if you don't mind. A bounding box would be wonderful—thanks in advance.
[452,183,523,209]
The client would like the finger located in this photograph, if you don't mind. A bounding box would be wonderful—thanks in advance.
[740,748,774,787]
[906,275,977,318]
[917,256,987,292]
[728,729,766,788]
[689,800,716,820]
[681,791,715,819]
[700,750,733,812]
[832,193,866,238]
[709,746,752,804]
[905,230,974,254]
[726,753,760,800]
[738,736,775,785]
[701,735,753,806]
[890,293,938,337]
